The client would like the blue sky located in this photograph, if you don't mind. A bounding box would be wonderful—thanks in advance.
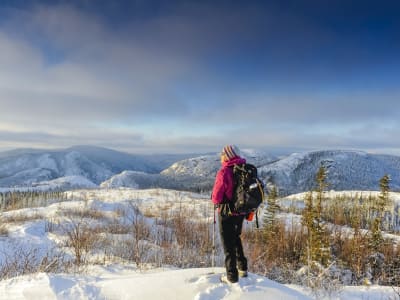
[0,0,399,155]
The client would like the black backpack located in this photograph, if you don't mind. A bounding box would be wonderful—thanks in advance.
[231,163,265,214]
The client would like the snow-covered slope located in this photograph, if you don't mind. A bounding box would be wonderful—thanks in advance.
[161,155,220,178]
[0,267,312,300]
[0,187,398,300]
[259,150,400,195]
[100,170,170,189]
[32,175,98,190]
[158,150,278,191]
[0,187,310,299]
[1,147,400,195]
[1,266,396,299]
[161,149,276,178]
[0,146,192,189]
[102,150,277,191]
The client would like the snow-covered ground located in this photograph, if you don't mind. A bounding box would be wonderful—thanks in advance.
[0,266,313,300]
[0,265,398,300]
[0,188,399,299]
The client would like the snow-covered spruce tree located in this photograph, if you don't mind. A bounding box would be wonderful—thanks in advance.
[369,174,390,252]
[260,184,281,267]
[365,174,391,284]
[301,166,331,268]
[315,166,331,266]
[300,166,341,296]
[301,192,314,265]
[262,184,279,241]
[378,174,392,231]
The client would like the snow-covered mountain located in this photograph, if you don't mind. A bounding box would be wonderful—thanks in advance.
[32,175,98,190]
[260,150,400,195]
[101,156,217,192]
[100,170,174,189]
[0,146,192,189]
[104,150,278,192]
[164,149,278,190]
[1,147,400,195]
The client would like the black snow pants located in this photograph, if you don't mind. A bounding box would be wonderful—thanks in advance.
[218,213,248,282]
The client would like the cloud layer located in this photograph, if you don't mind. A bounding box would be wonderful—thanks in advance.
[0,1,399,154]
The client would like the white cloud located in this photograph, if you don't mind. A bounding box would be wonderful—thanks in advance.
[0,2,399,154]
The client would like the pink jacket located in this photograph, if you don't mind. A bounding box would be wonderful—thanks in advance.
[212,156,246,205]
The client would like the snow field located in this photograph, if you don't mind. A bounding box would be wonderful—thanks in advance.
[1,188,400,299]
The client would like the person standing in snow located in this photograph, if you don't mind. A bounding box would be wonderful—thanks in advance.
[212,145,248,283]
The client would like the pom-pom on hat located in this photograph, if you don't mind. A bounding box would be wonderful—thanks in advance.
[221,145,240,160]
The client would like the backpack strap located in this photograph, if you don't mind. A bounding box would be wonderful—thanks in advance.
[255,210,259,228]
[256,178,265,201]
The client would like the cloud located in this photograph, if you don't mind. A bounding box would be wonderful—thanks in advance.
[0,3,247,129]
[0,126,146,152]
[0,2,399,154]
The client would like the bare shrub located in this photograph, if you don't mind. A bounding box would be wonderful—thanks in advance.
[0,244,70,280]
[124,203,151,268]
[106,220,130,235]
[142,207,157,218]
[63,220,97,266]
[44,218,61,233]
[300,262,343,300]
[161,204,214,268]
[0,224,9,236]
[114,205,127,218]
[63,207,106,220]
[245,220,307,283]
[1,212,42,224]
[331,229,370,284]
[104,200,215,269]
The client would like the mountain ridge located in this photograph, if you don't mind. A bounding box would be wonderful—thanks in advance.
[0,146,399,195]
[0,145,193,188]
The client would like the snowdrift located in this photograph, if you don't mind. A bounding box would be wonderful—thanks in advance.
[0,267,311,300]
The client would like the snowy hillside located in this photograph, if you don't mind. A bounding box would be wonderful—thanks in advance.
[1,147,400,196]
[100,171,172,189]
[32,175,98,190]
[1,265,398,300]
[260,150,400,195]
[0,267,313,300]
[0,188,398,299]
[103,150,277,192]
[161,149,276,178]
[0,146,192,188]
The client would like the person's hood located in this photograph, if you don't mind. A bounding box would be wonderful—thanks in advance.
[222,156,246,168]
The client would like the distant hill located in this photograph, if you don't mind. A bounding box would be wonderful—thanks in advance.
[0,146,399,195]
[259,150,400,195]
[0,146,193,188]
[101,149,277,192]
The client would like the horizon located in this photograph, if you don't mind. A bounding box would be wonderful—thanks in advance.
[1,143,400,158]
[1,1,400,155]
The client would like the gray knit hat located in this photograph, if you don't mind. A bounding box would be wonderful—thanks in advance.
[221,145,240,159]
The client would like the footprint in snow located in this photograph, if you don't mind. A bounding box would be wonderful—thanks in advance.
[192,272,248,300]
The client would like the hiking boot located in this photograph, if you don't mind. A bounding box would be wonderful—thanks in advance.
[238,270,248,278]
[220,274,238,284]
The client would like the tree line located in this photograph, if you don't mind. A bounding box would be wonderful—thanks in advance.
[244,166,400,291]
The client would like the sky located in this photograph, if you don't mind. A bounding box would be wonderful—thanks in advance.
[0,0,399,155]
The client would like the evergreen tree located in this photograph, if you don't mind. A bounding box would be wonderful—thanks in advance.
[378,174,391,222]
[369,174,390,251]
[262,185,279,242]
[264,185,279,227]
[301,166,331,267]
